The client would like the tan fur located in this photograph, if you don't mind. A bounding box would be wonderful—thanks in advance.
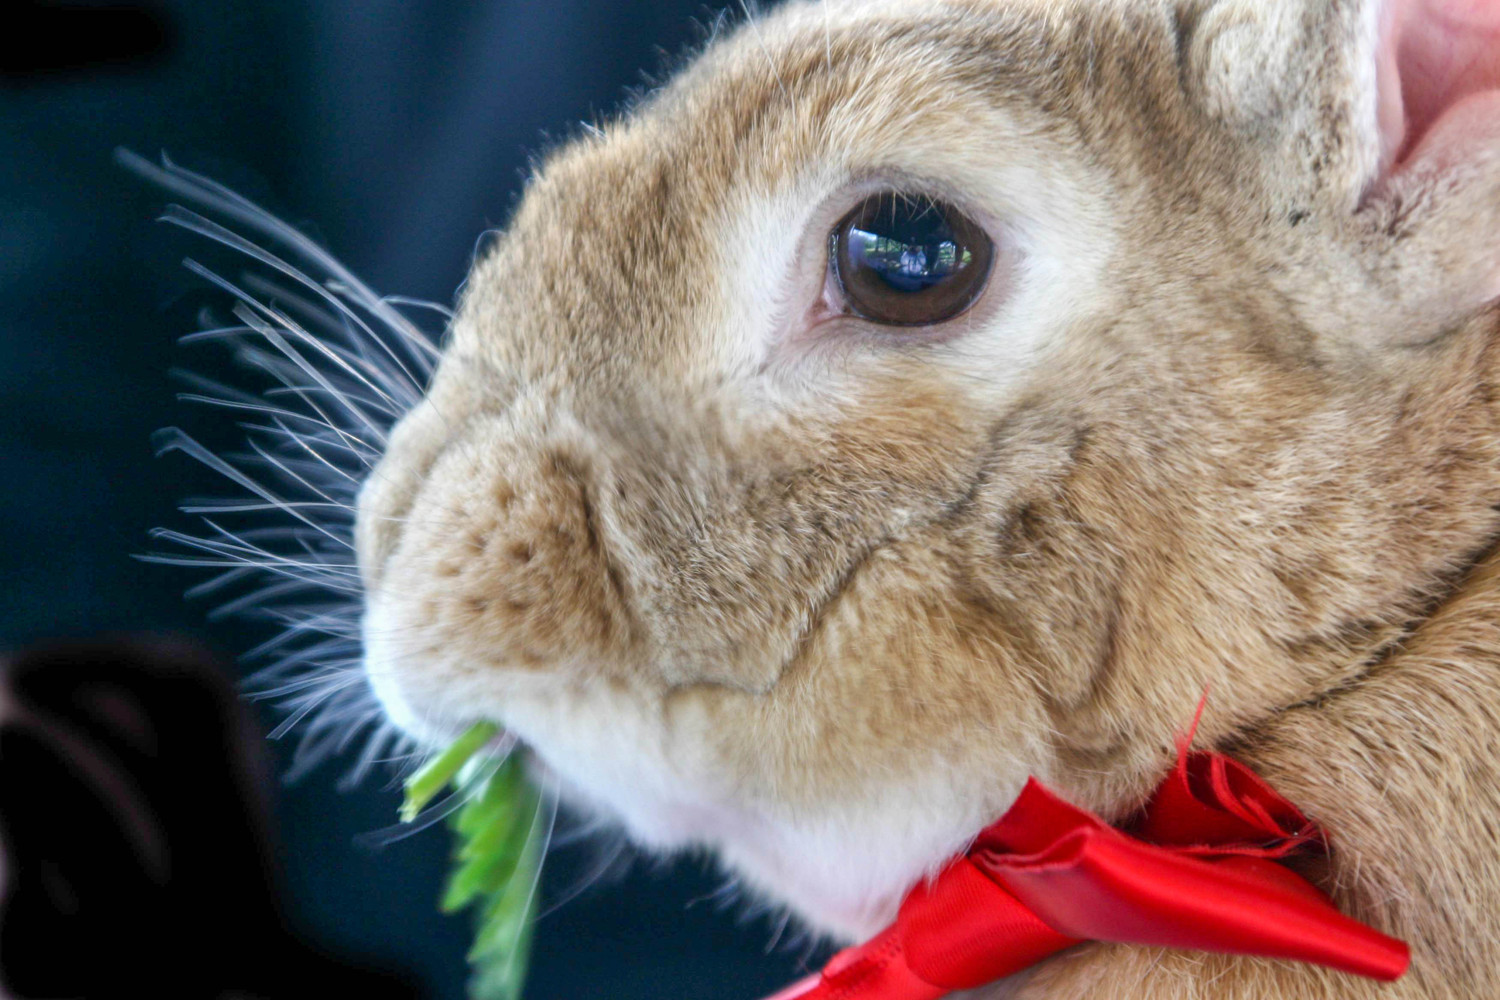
[355,0,1500,995]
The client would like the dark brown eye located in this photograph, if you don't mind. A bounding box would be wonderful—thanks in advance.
[829,192,994,327]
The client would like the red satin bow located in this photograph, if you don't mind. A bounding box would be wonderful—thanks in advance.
[765,745,1409,1000]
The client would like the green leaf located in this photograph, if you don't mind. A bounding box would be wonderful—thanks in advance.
[455,757,545,1000]
[441,775,538,913]
[399,723,544,1000]
[400,721,500,822]
[455,766,525,851]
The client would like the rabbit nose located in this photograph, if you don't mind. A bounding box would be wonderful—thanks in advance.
[371,433,632,674]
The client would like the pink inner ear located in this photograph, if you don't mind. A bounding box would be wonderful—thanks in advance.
[1380,0,1500,174]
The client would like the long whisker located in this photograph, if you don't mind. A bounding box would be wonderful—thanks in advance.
[737,1,798,124]
[134,153,611,964]
[161,205,433,396]
[495,786,559,985]
[822,0,834,72]
[535,828,632,919]
[117,149,438,360]
[129,151,448,786]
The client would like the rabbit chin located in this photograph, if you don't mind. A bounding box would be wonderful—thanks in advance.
[501,689,1009,942]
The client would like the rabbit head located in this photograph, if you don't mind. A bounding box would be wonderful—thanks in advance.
[355,0,1500,939]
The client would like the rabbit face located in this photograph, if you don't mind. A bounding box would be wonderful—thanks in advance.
[355,0,1500,938]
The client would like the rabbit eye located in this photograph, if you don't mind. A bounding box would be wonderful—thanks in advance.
[829,192,994,327]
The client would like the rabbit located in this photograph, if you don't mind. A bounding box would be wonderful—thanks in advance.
[345,0,1500,996]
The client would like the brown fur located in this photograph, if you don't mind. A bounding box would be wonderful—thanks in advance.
[355,0,1500,995]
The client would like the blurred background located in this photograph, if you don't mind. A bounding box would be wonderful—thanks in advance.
[0,1,825,996]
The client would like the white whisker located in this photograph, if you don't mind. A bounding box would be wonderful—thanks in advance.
[737,1,798,125]
[382,295,454,322]
[822,0,833,72]
[355,752,513,848]
[495,788,558,985]
[161,206,435,392]
[536,828,632,919]
[118,149,437,358]
[132,154,587,957]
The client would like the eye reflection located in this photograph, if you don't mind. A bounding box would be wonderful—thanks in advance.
[830,193,993,327]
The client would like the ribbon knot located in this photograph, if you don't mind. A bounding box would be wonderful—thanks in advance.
[765,747,1409,1000]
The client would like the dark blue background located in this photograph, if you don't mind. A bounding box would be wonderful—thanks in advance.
[0,2,827,996]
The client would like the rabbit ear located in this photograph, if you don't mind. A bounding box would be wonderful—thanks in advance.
[1350,0,1500,334]
[1373,0,1500,181]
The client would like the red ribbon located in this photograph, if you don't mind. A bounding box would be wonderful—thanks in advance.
[764,743,1409,1000]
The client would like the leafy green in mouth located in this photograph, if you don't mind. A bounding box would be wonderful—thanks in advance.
[402,721,544,1000]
